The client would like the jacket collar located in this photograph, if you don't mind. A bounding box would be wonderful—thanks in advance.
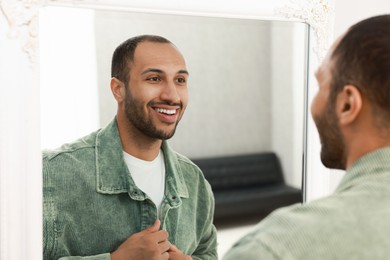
[95,118,189,202]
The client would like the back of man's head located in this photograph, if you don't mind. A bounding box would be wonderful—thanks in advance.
[330,15,390,129]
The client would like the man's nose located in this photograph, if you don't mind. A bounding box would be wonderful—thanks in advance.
[161,80,181,103]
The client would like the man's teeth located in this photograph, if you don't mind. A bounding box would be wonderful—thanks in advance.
[156,108,176,115]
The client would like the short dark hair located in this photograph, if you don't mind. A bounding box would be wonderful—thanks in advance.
[111,35,171,84]
[330,15,390,127]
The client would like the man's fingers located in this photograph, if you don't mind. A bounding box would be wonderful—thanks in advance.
[158,240,171,254]
[162,251,169,260]
[145,219,161,233]
[168,244,179,252]
[152,229,169,243]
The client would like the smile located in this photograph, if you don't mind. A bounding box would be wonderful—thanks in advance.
[155,108,177,115]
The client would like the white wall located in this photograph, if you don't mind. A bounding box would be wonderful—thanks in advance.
[334,0,390,38]
[40,7,100,149]
[270,21,307,187]
[0,6,42,259]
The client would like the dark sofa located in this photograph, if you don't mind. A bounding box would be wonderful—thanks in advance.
[192,152,302,222]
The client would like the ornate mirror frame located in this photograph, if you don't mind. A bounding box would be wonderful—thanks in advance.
[0,0,334,258]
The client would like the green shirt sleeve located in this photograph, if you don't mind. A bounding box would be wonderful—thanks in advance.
[192,224,218,260]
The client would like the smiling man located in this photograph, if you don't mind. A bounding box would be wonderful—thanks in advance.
[43,35,217,260]
[223,15,390,260]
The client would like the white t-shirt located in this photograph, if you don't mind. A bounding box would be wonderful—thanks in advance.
[123,150,165,213]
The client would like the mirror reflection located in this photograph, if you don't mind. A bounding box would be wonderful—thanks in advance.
[39,6,308,226]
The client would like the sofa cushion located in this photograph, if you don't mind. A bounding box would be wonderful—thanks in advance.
[192,152,302,221]
[192,152,285,191]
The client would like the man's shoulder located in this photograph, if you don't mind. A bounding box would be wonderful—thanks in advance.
[42,130,99,162]
[240,193,376,258]
[163,145,200,170]
[259,194,350,233]
[175,152,199,168]
[167,150,212,189]
[171,151,207,179]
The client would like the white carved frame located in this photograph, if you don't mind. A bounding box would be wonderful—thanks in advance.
[0,0,334,259]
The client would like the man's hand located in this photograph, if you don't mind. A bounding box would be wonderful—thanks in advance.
[111,219,171,260]
[168,245,192,260]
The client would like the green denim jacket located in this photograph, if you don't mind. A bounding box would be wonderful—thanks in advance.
[223,147,390,260]
[43,118,218,260]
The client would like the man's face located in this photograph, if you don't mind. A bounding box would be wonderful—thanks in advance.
[123,41,189,140]
[311,52,347,170]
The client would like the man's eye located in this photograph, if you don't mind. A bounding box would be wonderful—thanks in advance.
[176,78,186,84]
[147,76,160,82]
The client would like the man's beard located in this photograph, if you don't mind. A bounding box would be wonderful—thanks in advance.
[124,87,182,140]
[315,103,347,170]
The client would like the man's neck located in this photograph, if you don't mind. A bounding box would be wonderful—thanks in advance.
[116,116,163,161]
[344,127,390,169]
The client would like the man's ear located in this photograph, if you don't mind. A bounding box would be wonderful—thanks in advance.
[110,77,126,102]
[336,85,363,126]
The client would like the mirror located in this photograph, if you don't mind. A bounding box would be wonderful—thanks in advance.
[1,0,334,257]
[39,6,308,190]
